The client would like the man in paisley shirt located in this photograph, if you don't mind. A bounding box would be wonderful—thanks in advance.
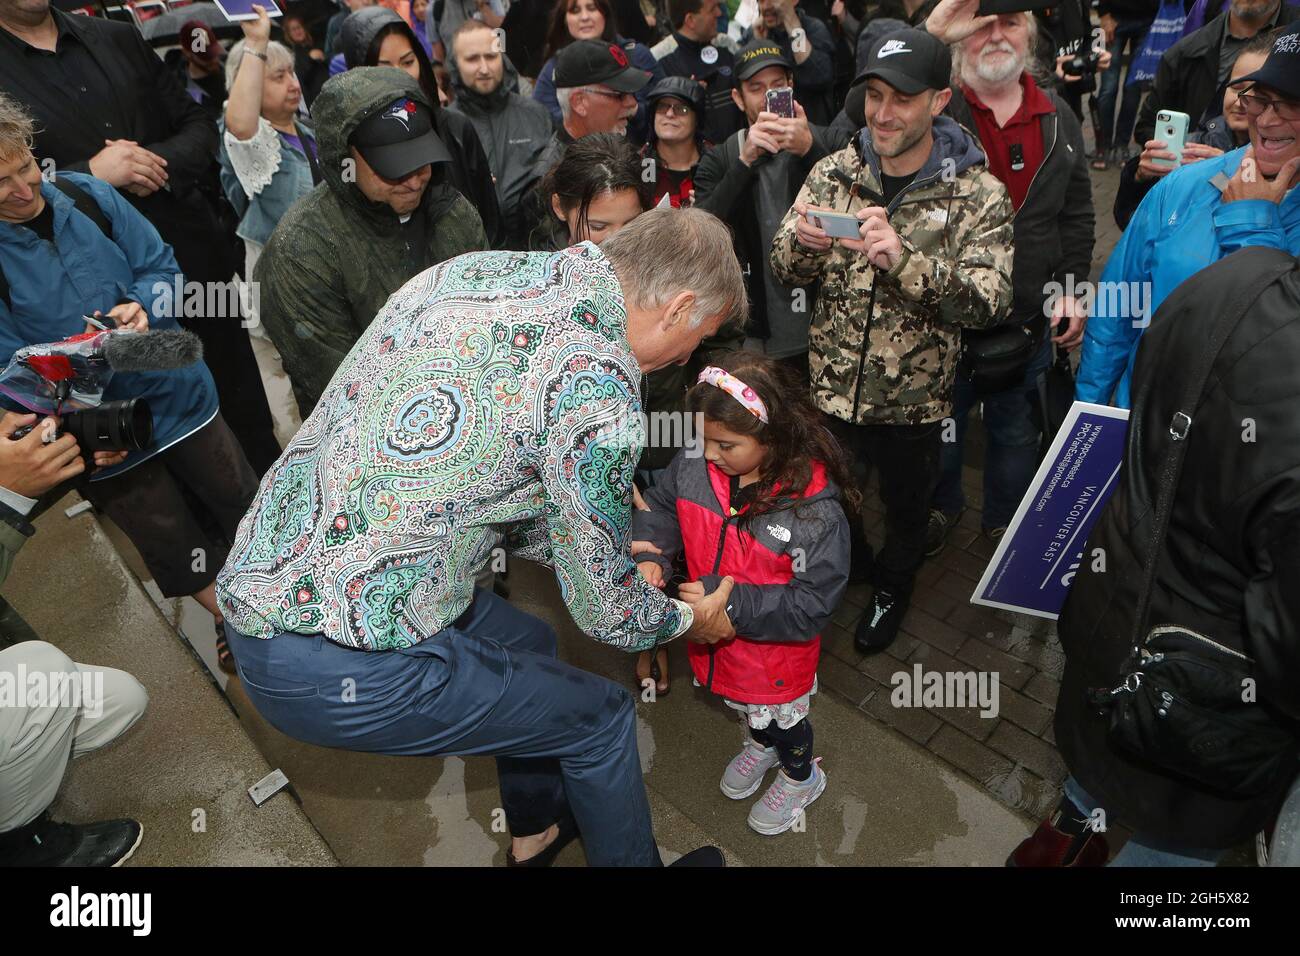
[217,208,746,867]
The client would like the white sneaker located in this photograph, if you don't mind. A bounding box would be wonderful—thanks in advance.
[747,760,826,835]
[719,739,781,800]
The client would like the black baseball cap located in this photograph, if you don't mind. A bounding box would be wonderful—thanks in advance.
[1235,25,1300,100]
[647,75,706,115]
[351,95,451,180]
[554,39,652,93]
[975,0,1052,14]
[733,40,793,86]
[859,28,952,95]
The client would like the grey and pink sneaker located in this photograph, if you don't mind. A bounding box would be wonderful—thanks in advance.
[747,759,827,836]
[720,739,781,800]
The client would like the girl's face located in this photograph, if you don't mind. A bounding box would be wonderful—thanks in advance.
[554,187,642,244]
[702,418,766,480]
[566,0,606,41]
[377,32,420,81]
[412,0,429,19]
[1224,50,1267,135]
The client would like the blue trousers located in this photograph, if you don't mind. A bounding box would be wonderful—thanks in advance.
[1097,17,1153,151]
[933,336,1052,531]
[1062,776,1224,867]
[226,589,659,866]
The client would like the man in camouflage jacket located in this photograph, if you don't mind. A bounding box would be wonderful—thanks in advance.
[770,29,1014,653]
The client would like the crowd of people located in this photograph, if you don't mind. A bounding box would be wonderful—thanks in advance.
[0,0,1297,868]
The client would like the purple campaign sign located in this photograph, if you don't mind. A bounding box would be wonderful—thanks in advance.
[213,0,282,21]
[971,402,1130,620]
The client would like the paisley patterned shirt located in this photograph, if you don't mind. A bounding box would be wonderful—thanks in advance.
[216,243,694,652]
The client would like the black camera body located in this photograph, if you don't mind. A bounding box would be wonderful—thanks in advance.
[10,398,153,453]
[1066,49,1101,77]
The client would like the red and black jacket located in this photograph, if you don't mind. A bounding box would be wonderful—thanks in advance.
[632,450,850,704]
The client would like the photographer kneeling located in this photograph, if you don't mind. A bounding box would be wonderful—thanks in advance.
[0,411,150,867]
[0,93,259,675]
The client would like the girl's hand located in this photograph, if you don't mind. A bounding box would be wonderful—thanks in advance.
[638,560,665,589]
[677,580,707,604]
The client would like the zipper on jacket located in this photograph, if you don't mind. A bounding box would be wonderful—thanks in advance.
[703,507,737,692]
[850,278,879,423]
[1012,113,1058,223]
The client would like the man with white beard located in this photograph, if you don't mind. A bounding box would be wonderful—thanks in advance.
[920,0,1096,554]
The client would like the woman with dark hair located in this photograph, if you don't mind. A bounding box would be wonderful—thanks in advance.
[532,0,663,140]
[341,5,504,245]
[530,131,649,250]
[639,76,709,208]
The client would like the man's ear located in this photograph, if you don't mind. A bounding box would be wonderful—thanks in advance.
[572,89,589,118]
[731,88,745,116]
[931,87,952,118]
[662,290,697,330]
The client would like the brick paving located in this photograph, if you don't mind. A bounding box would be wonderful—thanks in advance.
[813,163,1125,821]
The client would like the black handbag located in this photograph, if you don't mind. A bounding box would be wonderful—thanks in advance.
[1088,264,1300,799]
[1034,343,1075,449]
[961,316,1042,394]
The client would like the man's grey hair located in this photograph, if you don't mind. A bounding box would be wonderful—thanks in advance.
[556,86,575,120]
[226,39,297,93]
[950,12,1048,88]
[0,92,35,161]
[601,208,749,331]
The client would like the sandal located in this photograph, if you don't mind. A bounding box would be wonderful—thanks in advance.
[215,621,237,676]
[634,647,670,698]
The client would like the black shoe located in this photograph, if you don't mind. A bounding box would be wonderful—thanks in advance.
[668,845,725,867]
[854,588,907,655]
[0,813,142,867]
[506,810,580,867]
[924,507,963,558]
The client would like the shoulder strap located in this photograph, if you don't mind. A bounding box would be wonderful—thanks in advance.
[52,176,114,241]
[1128,259,1296,646]
[0,176,115,312]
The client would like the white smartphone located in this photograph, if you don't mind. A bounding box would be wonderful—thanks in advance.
[1153,110,1190,169]
[805,207,862,240]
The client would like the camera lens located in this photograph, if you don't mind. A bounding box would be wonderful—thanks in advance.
[60,399,153,453]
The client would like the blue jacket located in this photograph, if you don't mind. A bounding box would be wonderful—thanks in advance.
[217,118,317,249]
[0,173,219,481]
[1075,146,1300,407]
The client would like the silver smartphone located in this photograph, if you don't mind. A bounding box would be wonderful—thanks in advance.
[805,207,862,239]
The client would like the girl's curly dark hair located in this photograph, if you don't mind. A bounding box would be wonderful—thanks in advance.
[686,351,862,527]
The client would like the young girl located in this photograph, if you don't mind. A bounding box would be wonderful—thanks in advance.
[632,351,856,834]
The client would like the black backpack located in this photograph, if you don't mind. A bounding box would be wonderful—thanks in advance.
[0,176,114,312]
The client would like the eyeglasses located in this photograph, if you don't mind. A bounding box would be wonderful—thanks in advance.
[579,87,632,100]
[1236,90,1300,121]
[655,101,691,116]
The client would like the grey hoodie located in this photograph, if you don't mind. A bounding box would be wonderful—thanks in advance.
[448,53,554,251]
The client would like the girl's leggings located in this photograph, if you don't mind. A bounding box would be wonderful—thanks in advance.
[750,719,814,782]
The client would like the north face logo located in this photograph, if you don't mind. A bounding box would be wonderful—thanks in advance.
[767,523,791,542]
[877,39,911,58]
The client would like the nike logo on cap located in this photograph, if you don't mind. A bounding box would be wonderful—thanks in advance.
[878,40,912,57]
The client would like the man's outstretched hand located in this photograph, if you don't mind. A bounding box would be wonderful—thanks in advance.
[680,576,736,645]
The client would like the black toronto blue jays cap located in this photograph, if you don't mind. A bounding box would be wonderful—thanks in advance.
[351,95,451,179]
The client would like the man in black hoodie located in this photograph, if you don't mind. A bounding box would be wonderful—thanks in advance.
[448,19,553,250]
[341,5,503,246]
